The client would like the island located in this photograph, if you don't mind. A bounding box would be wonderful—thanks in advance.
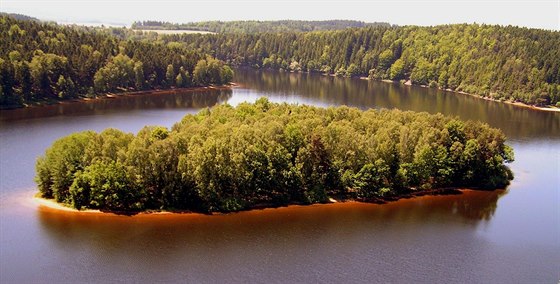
[35,98,514,214]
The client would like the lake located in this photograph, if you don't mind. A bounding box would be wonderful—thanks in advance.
[0,69,558,283]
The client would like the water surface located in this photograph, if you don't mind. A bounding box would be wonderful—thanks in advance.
[1,69,558,283]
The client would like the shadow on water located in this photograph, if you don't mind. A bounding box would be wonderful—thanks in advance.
[235,68,560,141]
[0,89,233,123]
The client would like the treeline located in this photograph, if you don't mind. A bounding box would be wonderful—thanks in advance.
[131,20,390,33]
[36,99,514,213]
[0,12,40,22]
[0,16,233,108]
[166,24,560,106]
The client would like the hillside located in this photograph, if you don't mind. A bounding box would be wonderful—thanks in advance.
[165,24,560,106]
[0,16,232,108]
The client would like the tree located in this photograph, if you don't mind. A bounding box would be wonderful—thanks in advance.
[71,160,142,211]
[389,58,405,80]
[93,54,135,92]
[410,57,433,85]
[0,59,19,106]
[165,64,175,87]
[175,66,190,88]
[56,75,75,99]
[220,65,233,84]
[16,61,32,101]
[193,59,208,85]
[296,136,340,203]
[353,160,391,198]
[35,131,96,202]
[378,49,394,71]
[134,61,145,90]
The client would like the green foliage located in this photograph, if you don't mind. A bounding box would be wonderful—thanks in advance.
[35,131,96,202]
[193,57,233,86]
[94,54,135,92]
[0,16,232,108]
[70,160,143,211]
[36,99,514,212]
[353,160,392,198]
[175,67,191,88]
[389,58,405,80]
[56,75,75,99]
[170,23,559,106]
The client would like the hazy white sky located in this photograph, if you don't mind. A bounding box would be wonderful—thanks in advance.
[1,0,559,30]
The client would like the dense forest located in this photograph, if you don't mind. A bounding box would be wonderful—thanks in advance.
[36,99,514,213]
[164,24,560,106]
[0,16,233,108]
[3,15,558,108]
[132,20,390,33]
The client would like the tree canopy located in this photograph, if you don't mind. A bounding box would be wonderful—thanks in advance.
[164,24,560,106]
[0,16,232,108]
[36,98,514,213]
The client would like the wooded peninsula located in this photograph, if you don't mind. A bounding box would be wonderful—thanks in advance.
[0,16,233,109]
[36,99,514,213]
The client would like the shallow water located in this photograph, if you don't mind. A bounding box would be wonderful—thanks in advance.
[1,69,558,283]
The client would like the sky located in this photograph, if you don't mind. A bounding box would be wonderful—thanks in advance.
[1,0,559,30]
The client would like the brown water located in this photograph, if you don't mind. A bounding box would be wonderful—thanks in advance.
[1,69,559,283]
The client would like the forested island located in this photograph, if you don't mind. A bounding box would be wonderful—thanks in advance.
[162,23,560,107]
[36,99,514,213]
[0,16,233,109]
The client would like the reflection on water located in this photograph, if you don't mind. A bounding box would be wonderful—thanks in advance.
[235,68,560,140]
[0,89,232,123]
[33,190,505,283]
[38,190,507,238]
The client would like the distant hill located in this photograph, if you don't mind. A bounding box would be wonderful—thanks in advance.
[0,12,40,22]
[131,20,392,33]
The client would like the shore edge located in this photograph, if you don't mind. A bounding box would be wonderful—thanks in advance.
[1,84,237,110]
[33,188,470,217]
[359,77,560,113]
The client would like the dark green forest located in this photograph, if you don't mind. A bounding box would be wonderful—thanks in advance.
[3,15,559,108]
[36,99,514,213]
[0,16,233,108]
[132,20,390,33]
[164,24,560,106]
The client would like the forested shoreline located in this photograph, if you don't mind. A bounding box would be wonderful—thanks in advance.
[36,99,514,213]
[0,16,233,109]
[165,24,560,107]
[2,15,559,109]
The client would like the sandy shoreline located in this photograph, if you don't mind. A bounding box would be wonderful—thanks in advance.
[33,187,469,217]
[360,77,560,113]
[34,196,104,214]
